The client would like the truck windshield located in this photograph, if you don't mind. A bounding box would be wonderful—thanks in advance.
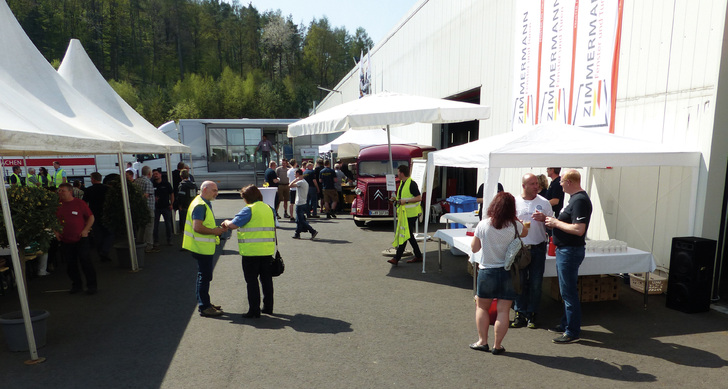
[358,160,409,176]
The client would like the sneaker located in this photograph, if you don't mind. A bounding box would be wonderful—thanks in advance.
[552,334,580,344]
[509,314,527,328]
[200,307,223,317]
[548,325,565,334]
[292,234,301,239]
[326,214,332,219]
[527,319,537,329]
[330,212,337,218]
[284,213,290,218]
[311,230,318,240]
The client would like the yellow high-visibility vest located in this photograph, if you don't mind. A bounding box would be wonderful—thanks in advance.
[237,201,276,256]
[182,196,219,255]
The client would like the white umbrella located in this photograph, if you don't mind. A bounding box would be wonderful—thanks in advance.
[288,91,491,176]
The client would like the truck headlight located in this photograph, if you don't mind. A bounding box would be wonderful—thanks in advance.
[354,188,362,195]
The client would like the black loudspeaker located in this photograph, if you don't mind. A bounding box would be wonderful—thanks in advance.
[666,237,716,313]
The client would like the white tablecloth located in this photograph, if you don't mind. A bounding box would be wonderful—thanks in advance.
[433,228,656,276]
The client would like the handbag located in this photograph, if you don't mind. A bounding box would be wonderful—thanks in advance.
[270,212,285,277]
[271,250,285,277]
[505,222,531,271]
[504,222,531,294]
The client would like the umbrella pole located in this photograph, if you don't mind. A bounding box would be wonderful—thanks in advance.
[387,125,396,233]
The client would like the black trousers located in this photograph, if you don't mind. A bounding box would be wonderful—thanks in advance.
[395,216,423,260]
[61,238,97,290]
[242,255,274,313]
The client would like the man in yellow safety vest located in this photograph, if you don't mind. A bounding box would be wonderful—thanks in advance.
[182,180,228,317]
[387,164,423,266]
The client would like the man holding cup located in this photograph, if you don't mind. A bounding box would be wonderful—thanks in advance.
[510,173,553,329]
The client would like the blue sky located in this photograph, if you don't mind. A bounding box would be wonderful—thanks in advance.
[223,0,419,44]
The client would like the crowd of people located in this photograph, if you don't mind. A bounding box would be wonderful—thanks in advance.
[7,157,594,351]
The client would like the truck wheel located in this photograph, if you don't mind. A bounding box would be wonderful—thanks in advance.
[354,220,366,227]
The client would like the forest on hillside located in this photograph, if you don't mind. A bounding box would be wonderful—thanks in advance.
[7,0,373,125]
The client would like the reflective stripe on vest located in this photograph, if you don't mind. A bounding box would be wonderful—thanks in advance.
[237,201,276,256]
[182,196,218,255]
[397,177,422,218]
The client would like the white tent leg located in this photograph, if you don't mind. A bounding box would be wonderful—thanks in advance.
[164,154,176,235]
[118,153,139,271]
[0,164,42,362]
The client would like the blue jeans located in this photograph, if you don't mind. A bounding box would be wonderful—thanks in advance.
[192,253,214,310]
[295,204,315,235]
[556,245,585,338]
[307,186,318,216]
[514,243,547,318]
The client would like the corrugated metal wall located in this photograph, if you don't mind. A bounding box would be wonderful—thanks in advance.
[315,0,728,271]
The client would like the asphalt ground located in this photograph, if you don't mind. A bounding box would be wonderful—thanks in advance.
[1,194,727,388]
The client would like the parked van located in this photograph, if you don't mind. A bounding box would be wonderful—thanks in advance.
[350,144,436,226]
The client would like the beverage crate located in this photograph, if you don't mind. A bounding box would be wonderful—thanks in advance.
[629,272,667,295]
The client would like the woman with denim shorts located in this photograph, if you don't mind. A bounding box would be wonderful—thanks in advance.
[469,191,529,355]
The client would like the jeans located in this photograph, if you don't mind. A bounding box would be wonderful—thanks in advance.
[61,238,97,291]
[556,245,585,338]
[514,243,547,318]
[394,216,423,260]
[242,255,274,313]
[295,204,315,235]
[307,186,318,216]
[153,206,173,245]
[192,253,214,310]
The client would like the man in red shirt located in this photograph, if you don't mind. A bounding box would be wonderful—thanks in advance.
[55,183,97,294]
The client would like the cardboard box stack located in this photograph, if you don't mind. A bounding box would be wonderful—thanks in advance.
[546,275,620,302]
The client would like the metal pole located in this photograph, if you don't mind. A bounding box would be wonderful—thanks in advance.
[118,153,139,271]
[0,164,43,363]
[387,125,396,233]
[164,153,177,235]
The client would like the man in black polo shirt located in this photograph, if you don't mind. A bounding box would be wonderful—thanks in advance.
[544,169,592,344]
[546,167,565,217]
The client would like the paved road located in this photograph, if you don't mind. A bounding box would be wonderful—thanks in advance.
[1,195,727,388]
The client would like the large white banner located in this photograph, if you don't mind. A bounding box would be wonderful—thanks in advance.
[511,0,541,129]
[513,0,622,132]
[570,0,621,129]
[538,0,575,124]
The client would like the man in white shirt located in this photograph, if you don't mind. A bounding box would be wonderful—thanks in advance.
[286,159,299,222]
[511,173,553,329]
[289,169,318,240]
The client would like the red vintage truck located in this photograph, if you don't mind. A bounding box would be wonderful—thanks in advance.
[350,144,436,227]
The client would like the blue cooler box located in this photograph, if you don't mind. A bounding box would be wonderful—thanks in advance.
[446,195,478,229]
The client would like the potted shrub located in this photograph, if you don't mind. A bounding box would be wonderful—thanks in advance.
[102,177,151,268]
[0,185,60,278]
[0,185,59,351]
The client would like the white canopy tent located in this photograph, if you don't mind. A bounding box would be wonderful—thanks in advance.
[0,0,187,362]
[57,39,189,154]
[318,128,417,158]
[422,123,703,272]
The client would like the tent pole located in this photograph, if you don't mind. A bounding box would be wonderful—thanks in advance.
[118,153,139,271]
[165,153,177,235]
[0,165,43,363]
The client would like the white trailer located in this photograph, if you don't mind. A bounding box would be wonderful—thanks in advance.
[155,119,335,190]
